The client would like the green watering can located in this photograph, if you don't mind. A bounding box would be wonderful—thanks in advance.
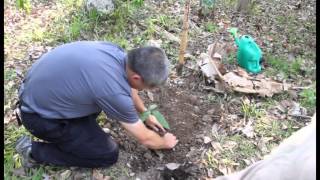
[229,28,263,73]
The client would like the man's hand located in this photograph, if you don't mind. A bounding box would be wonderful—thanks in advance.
[120,120,178,149]
[145,114,166,133]
[163,133,178,149]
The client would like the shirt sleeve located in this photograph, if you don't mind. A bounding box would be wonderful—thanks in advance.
[96,94,139,123]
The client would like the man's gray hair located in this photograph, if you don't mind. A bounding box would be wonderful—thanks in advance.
[127,46,169,87]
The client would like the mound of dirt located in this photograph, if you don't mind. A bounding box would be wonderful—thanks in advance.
[106,74,222,179]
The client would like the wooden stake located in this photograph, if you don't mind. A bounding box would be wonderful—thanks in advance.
[177,0,191,75]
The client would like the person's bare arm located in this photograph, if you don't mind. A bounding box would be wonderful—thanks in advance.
[131,88,147,113]
[120,120,178,150]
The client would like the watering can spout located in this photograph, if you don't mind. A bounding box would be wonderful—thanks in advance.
[228,27,240,46]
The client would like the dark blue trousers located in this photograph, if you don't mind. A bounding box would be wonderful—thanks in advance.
[20,111,119,168]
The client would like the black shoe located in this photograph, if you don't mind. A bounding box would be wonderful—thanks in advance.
[15,136,39,168]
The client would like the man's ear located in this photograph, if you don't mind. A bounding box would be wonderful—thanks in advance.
[132,74,142,81]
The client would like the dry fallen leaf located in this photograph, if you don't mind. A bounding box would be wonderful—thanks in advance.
[218,164,233,175]
[222,141,237,150]
[60,170,71,180]
[197,53,220,79]
[92,169,110,180]
[211,142,223,152]
[197,43,292,97]
[147,91,154,101]
[145,39,162,47]
[241,119,254,138]
[223,72,254,88]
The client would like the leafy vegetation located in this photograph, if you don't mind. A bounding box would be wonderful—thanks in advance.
[264,54,304,78]
[16,0,31,13]
[299,84,316,109]
[140,104,170,129]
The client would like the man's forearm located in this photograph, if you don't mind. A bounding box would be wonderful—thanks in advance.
[131,88,147,113]
[120,120,170,150]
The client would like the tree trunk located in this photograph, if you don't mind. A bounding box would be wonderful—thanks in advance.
[177,0,191,75]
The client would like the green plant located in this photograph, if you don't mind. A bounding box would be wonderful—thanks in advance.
[265,55,288,74]
[4,69,16,82]
[132,0,144,7]
[200,0,216,16]
[265,54,304,78]
[290,58,303,73]
[144,17,157,38]
[158,15,170,27]
[103,34,129,49]
[140,104,170,129]
[16,0,31,14]
[222,0,237,7]
[241,100,262,119]
[229,135,256,157]
[299,85,316,109]
[249,1,261,15]
[31,28,46,42]
[226,53,237,64]
[109,0,137,33]
[205,149,219,168]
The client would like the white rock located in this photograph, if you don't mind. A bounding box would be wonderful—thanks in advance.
[102,128,110,133]
[165,163,181,170]
[145,39,162,47]
[85,0,114,15]
[203,136,212,144]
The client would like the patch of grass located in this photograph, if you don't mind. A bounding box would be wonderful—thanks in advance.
[97,112,107,126]
[223,53,236,64]
[272,92,291,102]
[221,0,237,7]
[299,84,316,109]
[207,94,225,104]
[4,125,65,179]
[229,135,256,158]
[16,0,31,14]
[132,0,144,7]
[108,0,139,33]
[144,17,157,38]
[241,101,263,120]
[132,35,146,46]
[4,125,30,178]
[103,34,130,49]
[254,117,297,142]
[259,98,277,110]
[104,166,130,178]
[4,69,16,82]
[249,1,262,15]
[204,22,218,33]
[264,54,303,78]
[205,134,258,173]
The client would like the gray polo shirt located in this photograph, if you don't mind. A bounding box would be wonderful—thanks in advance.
[19,41,139,123]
